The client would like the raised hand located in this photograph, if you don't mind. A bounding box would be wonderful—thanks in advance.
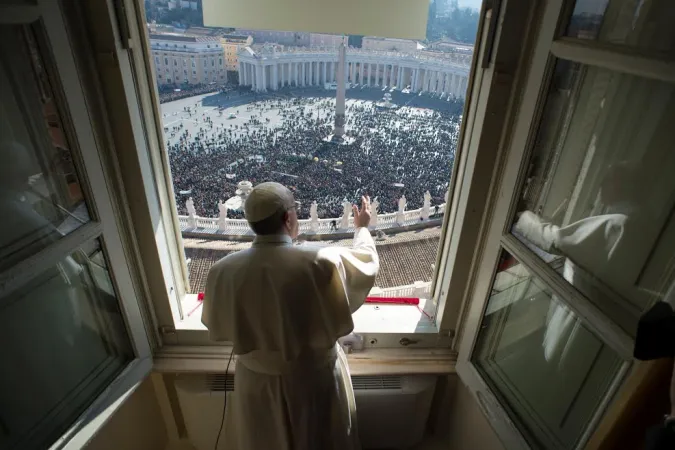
[353,195,371,228]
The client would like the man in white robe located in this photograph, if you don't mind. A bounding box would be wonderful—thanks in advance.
[202,182,379,450]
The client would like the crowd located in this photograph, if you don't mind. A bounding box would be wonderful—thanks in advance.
[167,93,461,220]
[158,83,232,104]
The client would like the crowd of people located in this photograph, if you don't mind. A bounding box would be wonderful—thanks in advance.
[166,89,461,220]
[158,83,232,104]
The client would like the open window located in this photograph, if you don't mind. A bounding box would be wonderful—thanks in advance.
[456,0,675,447]
[0,1,152,448]
[106,0,511,347]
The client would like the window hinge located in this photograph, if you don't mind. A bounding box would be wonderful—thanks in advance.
[112,0,132,50]
[159,325,176,335]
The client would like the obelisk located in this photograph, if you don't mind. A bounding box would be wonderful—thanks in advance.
[333,38,347,139]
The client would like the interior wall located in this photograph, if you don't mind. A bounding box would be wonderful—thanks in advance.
[430,375,505,450]
[84,377,168,450]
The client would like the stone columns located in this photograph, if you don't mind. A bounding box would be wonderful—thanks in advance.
[412,68,419,92]
[262,64,267,91]
[238,61,244,85]
[273,64,278,90]
[360,62,365,85]
[397,66,403,89]
[323,61,327,85]
[301,62,306,86]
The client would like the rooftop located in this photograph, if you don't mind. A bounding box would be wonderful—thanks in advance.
[184,226,442,294]
[222,34,251,43]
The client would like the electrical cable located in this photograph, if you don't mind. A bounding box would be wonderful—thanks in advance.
[214,350,235,450]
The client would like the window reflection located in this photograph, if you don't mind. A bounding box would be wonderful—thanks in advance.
[512,60,675,334]
[565,0,675,57]
[473,250,623,449]
[0,26,90,272]
[0,239,133,450]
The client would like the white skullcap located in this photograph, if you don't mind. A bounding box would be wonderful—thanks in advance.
[244,182,297,223]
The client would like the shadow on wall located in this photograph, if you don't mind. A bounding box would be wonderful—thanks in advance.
[427,375,505,450]
[84,377,168,450]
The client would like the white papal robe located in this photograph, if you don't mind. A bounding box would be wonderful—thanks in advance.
[202,228,379,450]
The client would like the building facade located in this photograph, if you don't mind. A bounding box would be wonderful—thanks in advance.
[362,36,420,53]
[237,45,470,98]
[220,34,253,72]
[150,34,225,86]
[309,33,345,48]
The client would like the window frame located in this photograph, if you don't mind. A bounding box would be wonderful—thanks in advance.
[455,0,675,447]
[0,1,153,449]
[103,0,535,348]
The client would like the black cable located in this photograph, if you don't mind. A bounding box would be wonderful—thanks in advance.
[214,350,235,450]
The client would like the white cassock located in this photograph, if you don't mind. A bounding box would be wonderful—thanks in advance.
[514,211,631,366]
[202,228,379,450]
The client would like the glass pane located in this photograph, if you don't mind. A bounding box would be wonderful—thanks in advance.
[512,59,675,334]
[0,239,133,450]
[473,250,623,450]
[565,0,675,57]
[0,25,91,272]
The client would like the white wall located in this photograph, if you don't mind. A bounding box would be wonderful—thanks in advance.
[429,375,505,450]
[85,377,168,450]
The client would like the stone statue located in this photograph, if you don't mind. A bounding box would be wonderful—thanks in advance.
[340,199,351,229]
[186,197,196,216]
[421,190,431,221]
[398,195,407,214]
[218,200,227,231]
[310,201,319,232]
[370,197,379,228]
[186,197,197,228]
[396,195,407,225]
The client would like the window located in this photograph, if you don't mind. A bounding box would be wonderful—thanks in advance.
[0,3,150,449]
[456,0,675,448]
[155,55,159,65]
[192,60,195,67]
[174,59,177,66]
[137,0,482,343]
[164,57,168,65]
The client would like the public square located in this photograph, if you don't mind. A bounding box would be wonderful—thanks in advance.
[161,86,463,219]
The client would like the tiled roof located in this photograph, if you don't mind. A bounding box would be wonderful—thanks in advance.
[184,228,441,294]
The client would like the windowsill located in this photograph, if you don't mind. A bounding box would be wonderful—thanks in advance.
[153,344,456,376]
[176,293,437,334]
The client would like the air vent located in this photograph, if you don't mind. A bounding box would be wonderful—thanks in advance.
[352,375,402,390]
[206,374,235,392]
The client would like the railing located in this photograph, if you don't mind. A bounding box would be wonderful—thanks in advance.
[239,46,472,71]
[369,281,432,298]
[179,204,446,237]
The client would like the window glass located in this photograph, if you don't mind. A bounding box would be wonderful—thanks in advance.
[0,25,91,273]
[565,0,675,57]
[473,249,623,450]
[0,238,133,450]
[512,59,675,334]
